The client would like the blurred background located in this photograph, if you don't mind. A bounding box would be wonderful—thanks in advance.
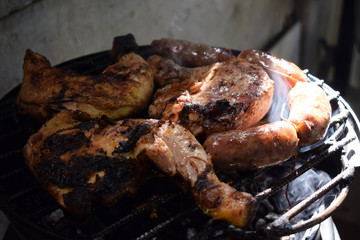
[0,0,359,239]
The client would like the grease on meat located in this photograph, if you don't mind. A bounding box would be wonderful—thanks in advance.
[149,59,274,136]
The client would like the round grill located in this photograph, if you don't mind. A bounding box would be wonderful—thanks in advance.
[0,46,359,240]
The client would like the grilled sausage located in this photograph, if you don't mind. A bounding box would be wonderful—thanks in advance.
[238,49,308,87]
[151,38,233,67]
[203,121,298,173]
[287,82,331,146]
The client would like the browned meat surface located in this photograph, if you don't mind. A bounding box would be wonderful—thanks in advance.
[151,38,233,67]
[136,116,256,226]
[238,49,308,87]
[149,59,274,136]
[203,82,331,173]
[17,37,154,121]
[203,121,298,172]
[23,111,255,226]
[287,82,332,146]
[147,55,212,87]
[23,111,156,215]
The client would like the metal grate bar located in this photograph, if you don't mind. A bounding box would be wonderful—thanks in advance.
[91,192,184,240]
[135,207,194,240]
[255,135,355,202]
[266,161,355,236]
[7,186,36,202]
[0,148,22,161]
[0,166,26,181]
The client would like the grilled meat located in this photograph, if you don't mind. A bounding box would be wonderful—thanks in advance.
[23,111,255,226]
[23,111,154,215]
[238,49,308,87]
[204,121,299,172]
[287,82,331,146]
[151,38,233,67]
[17,35,154,121]
[147,55,211,87]
[148,58,274,136]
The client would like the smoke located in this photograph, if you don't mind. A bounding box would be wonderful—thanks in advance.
[272,164,339,223]
[266,69,292,123]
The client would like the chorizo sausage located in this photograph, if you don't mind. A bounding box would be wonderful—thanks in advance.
[151,38,233,67]
[238,49,308,87]
[287,81,331,146]
[203,121,298,173]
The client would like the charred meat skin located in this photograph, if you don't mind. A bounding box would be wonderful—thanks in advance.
[149,59,274,136]
[24,111,255,226]
[23,112,156,215]
[17,39,154,121]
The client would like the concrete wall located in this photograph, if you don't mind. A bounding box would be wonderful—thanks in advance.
[1,0,349,98]
[1,0,296,98]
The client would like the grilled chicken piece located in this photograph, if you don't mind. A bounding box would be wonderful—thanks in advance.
[148,57,274,136]
[134,116,256,226]
[23,111,153,215]
[17,35,154,121]
[23,111,255,226]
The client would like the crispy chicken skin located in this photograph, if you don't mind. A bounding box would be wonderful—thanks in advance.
[23,111,155,215]
[23,111,255,226]
[17,38,154,121]
[148,58,274,136]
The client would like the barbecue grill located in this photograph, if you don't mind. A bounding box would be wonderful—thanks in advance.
[0,46,359,240]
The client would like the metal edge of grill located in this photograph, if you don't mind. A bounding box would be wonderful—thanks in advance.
[0,47,359,240]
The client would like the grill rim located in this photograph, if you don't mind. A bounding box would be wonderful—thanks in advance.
[0,46,359,240]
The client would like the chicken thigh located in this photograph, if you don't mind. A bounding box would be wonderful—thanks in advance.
[17,34,154,121]
[23,111,255,226]
[148,57,274,136]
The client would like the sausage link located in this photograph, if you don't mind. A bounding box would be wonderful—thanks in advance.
[287,82,331,146]
[151,38,233,67]
[203,121,298,173]
[238,49,308,87]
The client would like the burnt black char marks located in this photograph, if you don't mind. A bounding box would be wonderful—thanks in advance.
[192,165,223,209]
[42,131,89,155]
[36,153,141,215]
[114,121,154,153]
[179,99,245,134]
[35,154,135,189]
[32,118,159,216]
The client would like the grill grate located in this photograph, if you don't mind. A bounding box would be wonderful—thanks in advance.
[0,47,359,240]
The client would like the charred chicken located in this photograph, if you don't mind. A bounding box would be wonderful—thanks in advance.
[149,39,331,171]
[23,111,255,226]
[17,34,154,121]
[148,57,274,137]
